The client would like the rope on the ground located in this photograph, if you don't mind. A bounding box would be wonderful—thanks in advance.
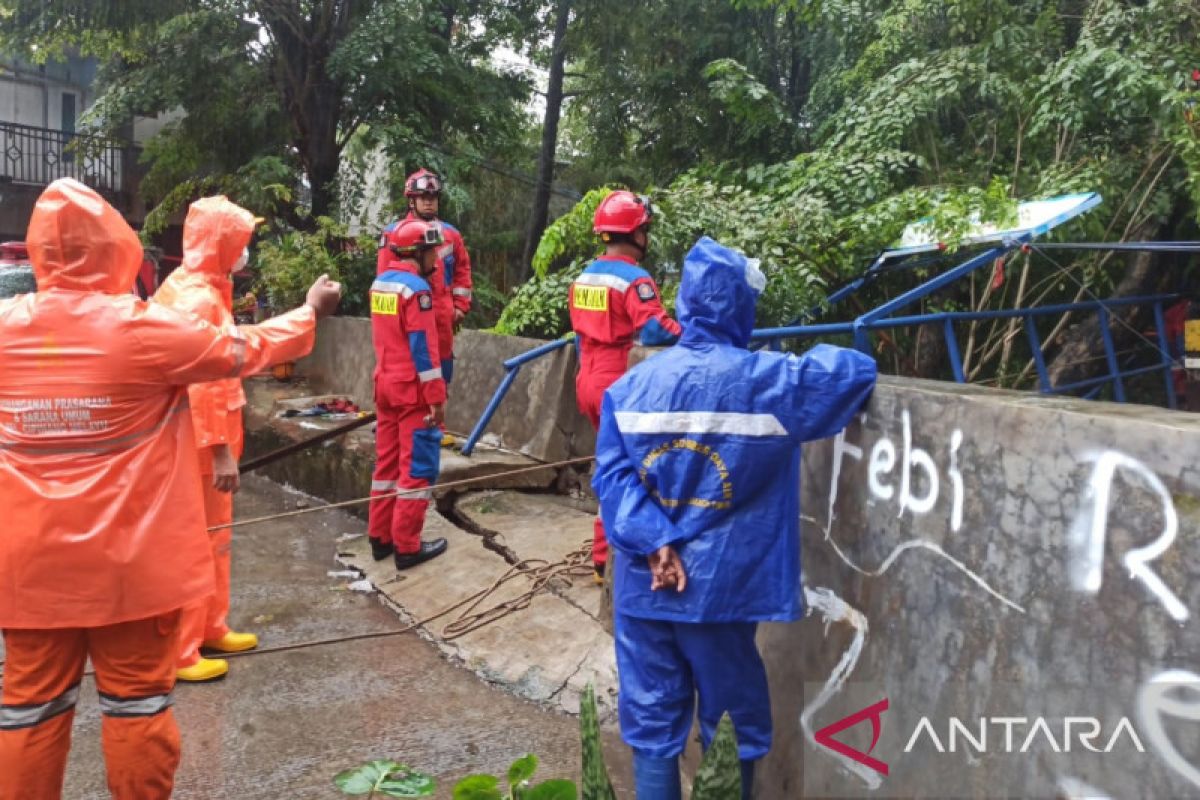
[0,540,598,677]
[0,459,600,678]
[216,541,596,663]
[213,455,595,532]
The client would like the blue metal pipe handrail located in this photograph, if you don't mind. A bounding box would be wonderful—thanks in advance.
[877,294,1176,326]
[463,291,1182,456]
[461,338,572,456]
[462,195,1190,454]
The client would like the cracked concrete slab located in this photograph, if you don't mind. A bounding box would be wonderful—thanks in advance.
[454,491,603,621]
[337,512,618,720]
[438,449,558,493]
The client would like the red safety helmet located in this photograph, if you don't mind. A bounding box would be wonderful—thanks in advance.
[405,168,442,198]
[593,190,654,236]
[387,218,444,257]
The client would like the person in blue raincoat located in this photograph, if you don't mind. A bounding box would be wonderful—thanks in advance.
[593,236,877,800]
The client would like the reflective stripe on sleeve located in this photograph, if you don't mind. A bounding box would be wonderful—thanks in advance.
[418,367,442,383]
[613,411,788,437]
[0,683,80,730]
[372,480,398,491]
[97,691,173,718]
[452,288,472,298]
[369,280,416,298]
[574,272,631,292]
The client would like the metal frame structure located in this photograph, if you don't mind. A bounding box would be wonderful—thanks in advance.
[462,192,1195,455]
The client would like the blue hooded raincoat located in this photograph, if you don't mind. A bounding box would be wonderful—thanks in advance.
[594,236,877,624]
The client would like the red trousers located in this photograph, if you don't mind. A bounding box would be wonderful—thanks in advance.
[369,395,440,554]
[576,350,628,568]
[0,611,182,800]
[177,482,232,668]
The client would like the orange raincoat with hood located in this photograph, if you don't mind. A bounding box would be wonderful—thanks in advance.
[0,179,317,630]
[154,196,261,668]
[155,196,254,472]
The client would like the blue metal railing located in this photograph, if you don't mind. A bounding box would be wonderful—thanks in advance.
[462,338,572,455]
[461,221,1188,455]
[462,289,1178,456]
[748,293,1179,407]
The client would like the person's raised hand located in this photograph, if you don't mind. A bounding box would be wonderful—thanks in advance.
[305,274,342,319]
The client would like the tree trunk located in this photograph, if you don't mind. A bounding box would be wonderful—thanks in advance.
[520,0,571,279]
[911,322,948,379]
[259,1,351,222]
[304,75,343,220]
[1045,249,1167,389]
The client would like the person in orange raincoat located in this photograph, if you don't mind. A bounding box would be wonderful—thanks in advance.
[0,178,342,800]
[154,196,269,683]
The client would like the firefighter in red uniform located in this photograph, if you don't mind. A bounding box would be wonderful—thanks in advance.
[368,218,450,569]
[377,169,473,386]
[569,190,681,578]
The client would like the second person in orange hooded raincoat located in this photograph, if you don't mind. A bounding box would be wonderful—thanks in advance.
[0,179,341,800]
[154,196,268,683]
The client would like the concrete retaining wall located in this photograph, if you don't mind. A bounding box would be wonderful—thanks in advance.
[759,377,1200,799]
[298,320,596,462]
[296,322,1200,798]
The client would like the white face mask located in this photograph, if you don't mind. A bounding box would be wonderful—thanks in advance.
[744,257,767,294]
[233,248,249,273]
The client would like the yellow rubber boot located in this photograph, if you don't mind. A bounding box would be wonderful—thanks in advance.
[177,657,229,683]
[441,432,456,447]
[202,631,259,653]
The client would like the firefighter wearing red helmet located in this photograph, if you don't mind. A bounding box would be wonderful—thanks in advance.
[377,169,473,388]
[368,218,450,569]
[569,190,681,579]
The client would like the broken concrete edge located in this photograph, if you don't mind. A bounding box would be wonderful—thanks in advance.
[259,456,618,724]
[242,377,574,517]
[332,533,620,724]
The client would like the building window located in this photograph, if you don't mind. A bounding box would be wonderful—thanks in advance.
[61,92,76,134]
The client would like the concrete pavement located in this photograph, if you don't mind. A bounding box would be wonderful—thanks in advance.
[1,475,631,798]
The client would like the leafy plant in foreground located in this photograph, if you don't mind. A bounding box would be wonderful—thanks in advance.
[334,760,435,798]
[453,753,576,800]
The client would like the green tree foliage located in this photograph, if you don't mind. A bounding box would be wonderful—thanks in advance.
[1,1,534,221]
[559,0,814,185]
[254,217,378,317]
[511,0,1200,393]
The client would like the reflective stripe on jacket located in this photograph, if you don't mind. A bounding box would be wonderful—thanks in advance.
[594,237,876,623]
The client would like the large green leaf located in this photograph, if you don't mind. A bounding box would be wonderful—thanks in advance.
[691,714,742,800]
[378,769,438,798]
[508,753,539,788]
[524,779,579,800]
[453,774,505,800]
[579,684,617,800]
[334,760,436,798]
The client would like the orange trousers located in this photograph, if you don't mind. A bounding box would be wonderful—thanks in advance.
[0,611,182,800]
[177,481,233,668]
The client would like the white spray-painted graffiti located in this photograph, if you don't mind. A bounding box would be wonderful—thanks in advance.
[1067,450,1188,622]
[827,410,965,533]
[1137,670,1200,791]
[817,411,1023,613]
[801,586,880,789]
[806,407,1200,795]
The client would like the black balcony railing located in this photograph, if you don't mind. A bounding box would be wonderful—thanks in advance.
[0,121,130,193]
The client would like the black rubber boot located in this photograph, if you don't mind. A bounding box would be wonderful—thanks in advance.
[369,537,394,561]
[394,538,448,570]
